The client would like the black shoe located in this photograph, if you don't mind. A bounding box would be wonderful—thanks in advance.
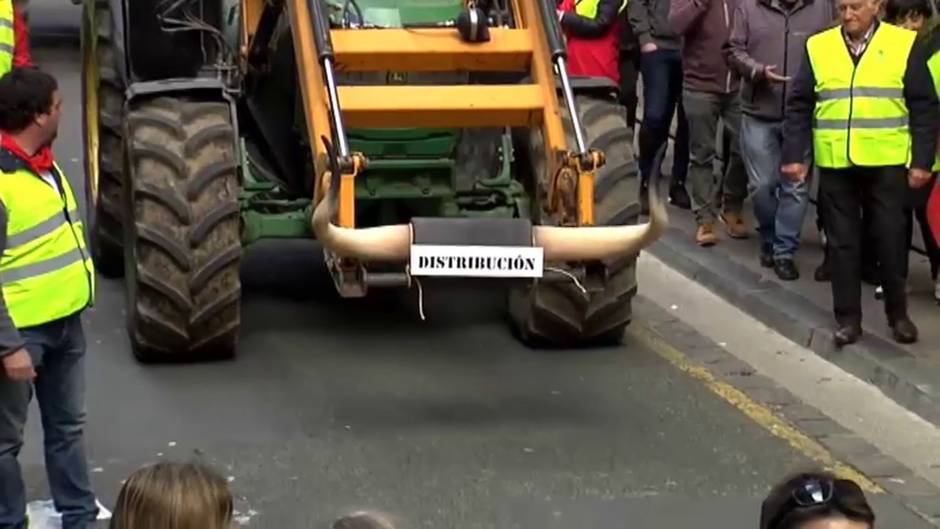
[834,325,862,347]
[814,258,831,282]
[774,259,799,281]
[890,317,919,344]
[760,253,774,268]
[668,181,691,210]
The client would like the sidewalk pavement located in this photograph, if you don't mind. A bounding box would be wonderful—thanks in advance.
[641,138,940,428]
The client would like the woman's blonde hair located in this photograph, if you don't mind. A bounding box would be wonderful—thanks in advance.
[110,461,234,529]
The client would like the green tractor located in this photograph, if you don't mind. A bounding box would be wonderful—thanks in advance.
[80,0,665,362]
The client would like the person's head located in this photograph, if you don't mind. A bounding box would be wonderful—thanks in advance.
[836,0,883,38]
[760,472,875,529]
[110,461,234,529]
[0,67,61,147]
[884,0,933,30]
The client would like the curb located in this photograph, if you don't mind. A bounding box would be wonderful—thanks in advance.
[646,227,940,428]
[631,296,940,527]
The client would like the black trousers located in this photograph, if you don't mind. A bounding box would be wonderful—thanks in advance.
[618,47,640,130]
[852,173,940,279]
[818,166,909,326]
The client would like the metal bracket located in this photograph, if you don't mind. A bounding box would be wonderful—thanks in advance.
[546,148,605,226]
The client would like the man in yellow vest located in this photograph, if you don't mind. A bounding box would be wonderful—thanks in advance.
[0,68,99,529]
[3,0,33,74]
[781,0,939,347]
[927,21,940,301]
[557,0,628,85]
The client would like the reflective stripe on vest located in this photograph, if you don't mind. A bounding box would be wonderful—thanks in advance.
[0,162,95,328]
[574,0,628,18]
[0,0,13,76]
[806,23,916,169]
[929,50,940,172]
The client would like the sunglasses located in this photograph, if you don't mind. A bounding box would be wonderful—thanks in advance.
[767,478,836,529]
[793,478,835,506]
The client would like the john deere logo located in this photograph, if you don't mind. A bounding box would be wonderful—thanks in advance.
[388,72,407,84]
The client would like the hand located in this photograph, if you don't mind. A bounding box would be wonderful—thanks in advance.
[2,348,35,381]
[909,168,932,188]
[641,42,659,53]
[781,163,809,182]
[763,65,792,83]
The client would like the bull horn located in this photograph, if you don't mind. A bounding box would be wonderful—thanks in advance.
[311,143,411,261]
[536,146,670,262]
[535,181,667,261]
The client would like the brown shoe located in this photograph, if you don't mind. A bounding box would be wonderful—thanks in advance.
[696,223,718,247]
[720,211,749,239]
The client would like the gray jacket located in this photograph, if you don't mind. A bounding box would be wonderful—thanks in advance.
[724,0,836,120]
[628,0,681,49]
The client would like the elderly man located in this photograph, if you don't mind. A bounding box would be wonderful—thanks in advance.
[782,0,939,346]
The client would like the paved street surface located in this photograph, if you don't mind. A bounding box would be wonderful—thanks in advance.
[15,19,940,529]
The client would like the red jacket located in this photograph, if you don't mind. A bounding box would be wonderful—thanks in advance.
[558,0,622,85]
[13,5,31,68]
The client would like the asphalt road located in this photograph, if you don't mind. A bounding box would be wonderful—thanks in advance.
[14,31,936,529]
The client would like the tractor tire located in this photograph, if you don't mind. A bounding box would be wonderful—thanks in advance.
[122,97,242,362]
[509,93,640,347]
[81,0,126,278]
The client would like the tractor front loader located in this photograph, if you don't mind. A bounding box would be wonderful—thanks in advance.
[81,0,668,362]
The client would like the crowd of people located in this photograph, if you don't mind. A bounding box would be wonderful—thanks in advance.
[559,0,940,346]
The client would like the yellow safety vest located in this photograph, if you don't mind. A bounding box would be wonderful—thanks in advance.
[807,23,916,169]
[0,0,14,76]
[928,50,940,172]
[0,157,95,328]
[574,0,628,18]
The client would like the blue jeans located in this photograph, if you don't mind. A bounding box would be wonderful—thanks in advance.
[638,48,689,185]
[739,113,810,260]
[0,314,98,529]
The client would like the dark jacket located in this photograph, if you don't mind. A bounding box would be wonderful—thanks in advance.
[724,0,836,120]
[782,21,940,170]
[669,0,741,93]
[0,198,25,358]
[619,8,641,52]
[628,0,681,50]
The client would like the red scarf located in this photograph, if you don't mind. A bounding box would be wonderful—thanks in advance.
[1,135,55,175]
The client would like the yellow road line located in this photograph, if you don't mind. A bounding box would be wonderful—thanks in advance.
[627,324,883,494]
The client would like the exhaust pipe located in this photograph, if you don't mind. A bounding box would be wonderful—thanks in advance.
[311,138,668,263]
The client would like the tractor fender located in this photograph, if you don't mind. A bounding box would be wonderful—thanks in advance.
[123,78,242,166]
[517,74,621,102]
[106,0,128,85]
[564,76,621,101]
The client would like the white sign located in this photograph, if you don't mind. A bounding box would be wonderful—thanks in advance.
[410,245,544,278]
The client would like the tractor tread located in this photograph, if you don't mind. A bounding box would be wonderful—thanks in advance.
[124,96,241,363]
[510,93,640,347]
[187,159,239,200]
